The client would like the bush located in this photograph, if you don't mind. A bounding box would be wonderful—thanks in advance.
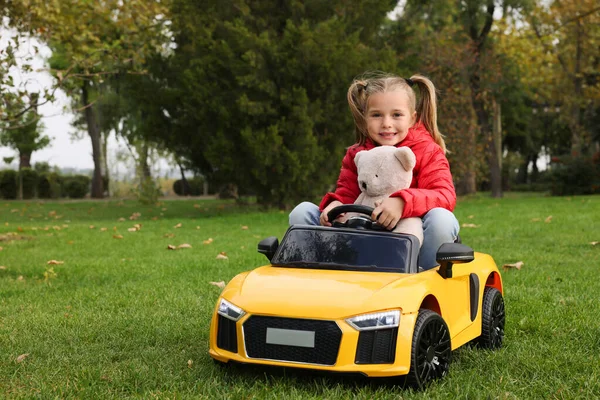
[0,169,18,199]
[218,183,239,199]
[548,155,600,196]
[63,175,91,198]
[133,177,162,205]
[173,177,205,196]
[21,168,38,199]
[38,172,63,199]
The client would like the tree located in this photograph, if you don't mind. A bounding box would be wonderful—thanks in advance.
[2,0,170,198]
[161,0,397,207]
[392,0,533,197]
[529,1,600,157]
[0,93,50,199]
[0,93,50,169]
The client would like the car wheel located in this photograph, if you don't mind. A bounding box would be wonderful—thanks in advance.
[405,309,451,389]
[478,287,505,349]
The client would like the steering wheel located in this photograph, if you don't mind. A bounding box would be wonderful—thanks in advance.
[326,204,384,230]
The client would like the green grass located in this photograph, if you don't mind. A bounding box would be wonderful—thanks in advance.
[0,194,599,399]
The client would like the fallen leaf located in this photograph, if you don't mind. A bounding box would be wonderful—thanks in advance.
[167,245,177,250]
[89,225,95,229]
[0,246,3,251]
[47,260,64,265]
[164,233,175,238]
[127,227,138,232]
[545,216,552,223]
[502,261,524,271]
[17,227,24,232]
[113,234,124,239]
[174,223,182,228]
[467,215,474,219]
[17,275,24,281]
[196,226,200,230]
[210,281,226,289]
[241,226,249,230]
[177,243,192,249]
[118,218,126,222]
[187,359,193,368]
[461,223,480,228]
[67,241,74,245]
[129,212,141,220]
[531,218,541,222]
[162,208,167,211]
[16,353,29,363]
[193,204,201,208]
[100,227,107,231]
[590,241,599,246]
[216,252,228,260]
[203,238,214,245]
[0,266,6,270]
[133,224,142,230]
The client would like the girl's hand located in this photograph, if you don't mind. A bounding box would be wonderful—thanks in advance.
[372,197,404,230]
[320,201,343,226]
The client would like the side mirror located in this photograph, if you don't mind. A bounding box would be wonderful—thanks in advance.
[436,243,474,279]
[258,236,279,261]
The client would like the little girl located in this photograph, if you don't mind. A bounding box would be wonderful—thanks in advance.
[289,72,459,270]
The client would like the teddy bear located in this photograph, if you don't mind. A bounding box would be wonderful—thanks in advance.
[353,146,423,245]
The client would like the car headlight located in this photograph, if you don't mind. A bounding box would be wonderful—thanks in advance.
[217,298,246,321]
[346,310,400,331]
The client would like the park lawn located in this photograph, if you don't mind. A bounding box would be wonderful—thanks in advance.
[0,194,599,399]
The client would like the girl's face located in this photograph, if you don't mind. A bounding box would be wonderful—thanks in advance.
[365,90,416,146]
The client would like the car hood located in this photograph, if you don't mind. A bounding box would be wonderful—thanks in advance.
[224,266,427,319]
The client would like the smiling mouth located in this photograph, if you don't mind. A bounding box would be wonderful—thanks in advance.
[379,132,397,137]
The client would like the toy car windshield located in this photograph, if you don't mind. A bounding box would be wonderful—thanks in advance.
[271,226,419,273]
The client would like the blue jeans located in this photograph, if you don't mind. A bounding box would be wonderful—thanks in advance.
[288,202,459,270]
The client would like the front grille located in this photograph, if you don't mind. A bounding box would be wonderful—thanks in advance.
[217,315,238,353]
[243,316,342,365]
[355,328,397,364]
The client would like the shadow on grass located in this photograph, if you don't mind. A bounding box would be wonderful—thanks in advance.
[212,359,413,392]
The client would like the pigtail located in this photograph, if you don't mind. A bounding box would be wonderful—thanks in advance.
[410,74,447,154]
[347,80,370,145]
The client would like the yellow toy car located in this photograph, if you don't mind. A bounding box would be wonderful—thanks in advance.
[209,205,505,388]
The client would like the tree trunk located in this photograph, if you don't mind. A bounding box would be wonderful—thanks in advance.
[177,160,190,195]
[82,81,104,198]
[19,152,31,169]
[570,19,583,157]
[139,141,152,181]
[466,0,502,198]
[101,132,110,196]
[455,170,476,196]
[470,79,502,197]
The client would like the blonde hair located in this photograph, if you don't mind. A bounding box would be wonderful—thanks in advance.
[347,72,446,153]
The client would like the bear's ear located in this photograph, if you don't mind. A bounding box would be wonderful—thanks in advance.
[354,150,367,167]
[394,147,416,171]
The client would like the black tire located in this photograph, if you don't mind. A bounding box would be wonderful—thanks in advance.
[478,287,505,349]
[405,309,451,389]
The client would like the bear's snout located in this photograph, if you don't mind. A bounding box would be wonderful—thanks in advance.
[360,181,367,190]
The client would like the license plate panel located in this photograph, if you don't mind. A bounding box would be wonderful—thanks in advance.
[266,328,315,348]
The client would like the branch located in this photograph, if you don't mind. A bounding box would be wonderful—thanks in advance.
[477,0,495,49]
[560,6,600,27]
[530,18,570,78]
[71,98,99,113]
